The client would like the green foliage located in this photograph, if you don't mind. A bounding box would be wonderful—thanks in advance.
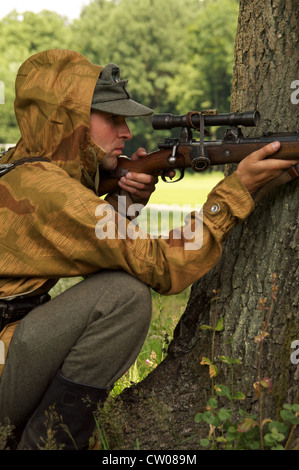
[195,275,299,450]
[0,10,73,143]
[168,0,239,116]
[111,288,190,396]
[0,0,239,153]
[195,401,299,450]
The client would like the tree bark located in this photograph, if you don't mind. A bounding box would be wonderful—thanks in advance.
[97,0,299,450]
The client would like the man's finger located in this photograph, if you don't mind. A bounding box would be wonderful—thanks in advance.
[250,141,281,161]
[131,148,147,161]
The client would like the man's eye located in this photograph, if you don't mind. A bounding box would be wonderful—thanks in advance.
[111,115,126,125]
[108,115,118,122]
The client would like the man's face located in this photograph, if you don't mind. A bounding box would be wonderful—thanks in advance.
[90,110,132,170]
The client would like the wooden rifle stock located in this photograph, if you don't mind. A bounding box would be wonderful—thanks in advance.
[98,132,299,197]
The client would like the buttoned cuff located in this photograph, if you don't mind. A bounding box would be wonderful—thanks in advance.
[203,171,254,238]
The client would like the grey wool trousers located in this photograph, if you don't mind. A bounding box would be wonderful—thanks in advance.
[0,270,152,428]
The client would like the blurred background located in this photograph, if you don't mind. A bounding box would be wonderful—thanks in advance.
[0,0,240,204]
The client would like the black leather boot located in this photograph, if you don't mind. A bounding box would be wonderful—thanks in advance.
[17,370,109,450]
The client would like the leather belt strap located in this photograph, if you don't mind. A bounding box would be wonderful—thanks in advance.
[0,157,50,177]
[0,293,51,332]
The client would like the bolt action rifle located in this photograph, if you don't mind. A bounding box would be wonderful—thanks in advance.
[98,110,299,198]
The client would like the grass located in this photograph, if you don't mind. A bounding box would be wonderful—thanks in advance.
[137,171,224,237]
[148,171,224,206]
[111,288,191,396]
[49,279,190,397]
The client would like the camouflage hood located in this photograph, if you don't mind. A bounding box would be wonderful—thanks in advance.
[2,49,105,189]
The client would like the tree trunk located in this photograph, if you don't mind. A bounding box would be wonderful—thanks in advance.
[97,0,299,451]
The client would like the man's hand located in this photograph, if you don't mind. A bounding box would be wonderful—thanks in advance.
[117,147,159,206]
[236,141,298,194]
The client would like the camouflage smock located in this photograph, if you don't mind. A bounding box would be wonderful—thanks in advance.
[0,50,254,366]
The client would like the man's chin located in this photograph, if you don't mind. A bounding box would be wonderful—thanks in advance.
[100,157,118,172]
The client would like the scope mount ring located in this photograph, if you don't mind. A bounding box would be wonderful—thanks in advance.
[189,112,211,172]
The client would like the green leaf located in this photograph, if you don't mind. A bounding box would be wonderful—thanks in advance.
[232,392,246,400]
[264,433,277,446]
[194,413,204,423]
[218,355,232,364]
[273,432,285,442]
[214,384,231,399]
[226,433,237,443]
[248,441,261,450]
[231,358,242,365]
[207,397,218,409]
[200,325,214,330]
[218,408,232,421]
[215,318,224,331]
[227,425,237,434]
[218,355,241,365]
[200,438,210,448]
[200,357,213,366]
[280,409,299,425]
[268,421,289,434]
[202,411,221,426]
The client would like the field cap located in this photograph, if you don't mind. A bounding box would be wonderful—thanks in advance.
[91,63,153,117]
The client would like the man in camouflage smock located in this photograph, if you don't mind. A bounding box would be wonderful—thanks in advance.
[0,49,296,449]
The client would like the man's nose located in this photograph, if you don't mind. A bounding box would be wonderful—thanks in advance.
[119,122,133,141]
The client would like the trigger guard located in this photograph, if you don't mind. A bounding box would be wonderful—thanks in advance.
[161,168,185,183]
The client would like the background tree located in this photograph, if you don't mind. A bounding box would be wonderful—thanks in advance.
[0,0,238,153]
[73,0,201,153]
[0,10,73,143]
[97,0,299,450]
[168,0,239,118]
